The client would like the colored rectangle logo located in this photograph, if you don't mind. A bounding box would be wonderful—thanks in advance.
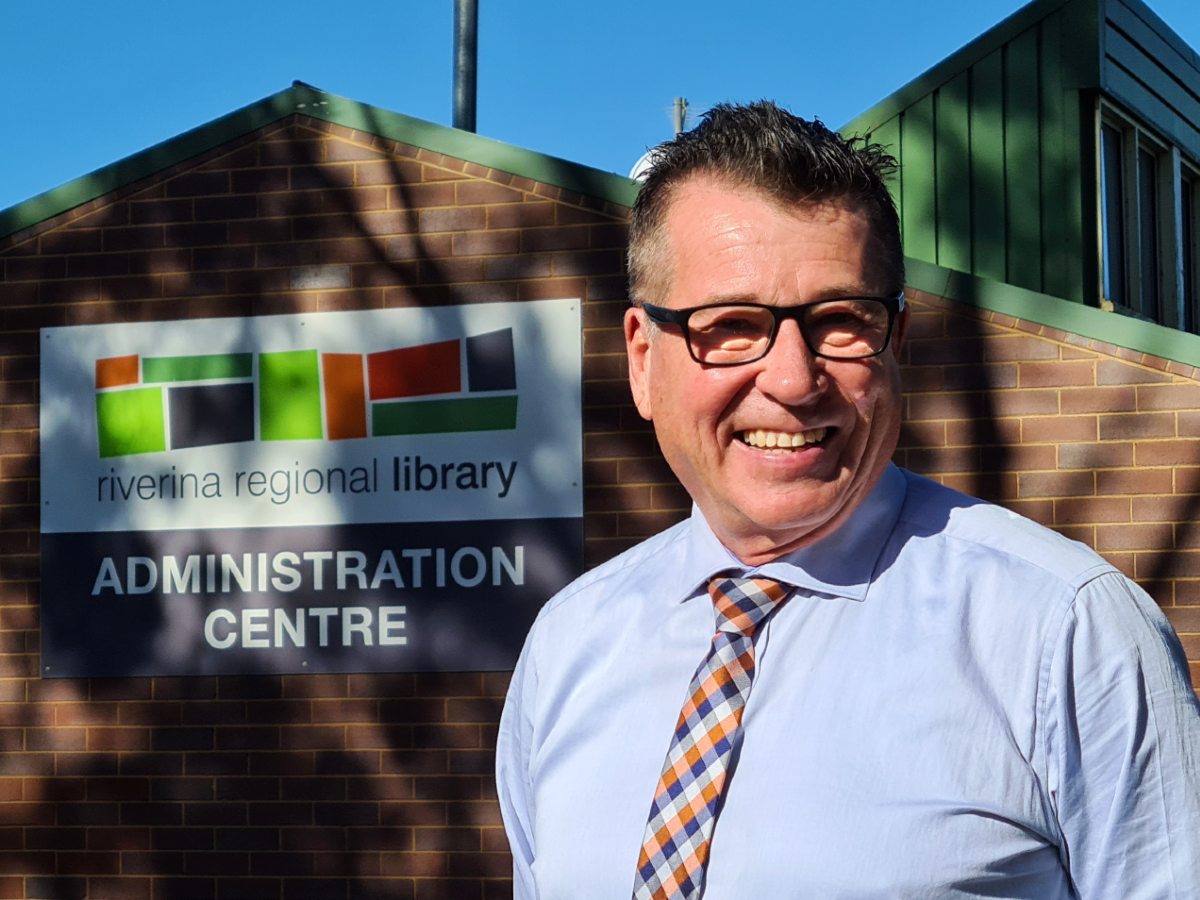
[368,339,461,399]
[373,396,518,436]
[144,353,253,383]
[259,350,323,441]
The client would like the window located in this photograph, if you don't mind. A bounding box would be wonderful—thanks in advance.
[1098,105,1200,333]
[1183,169,1198,332]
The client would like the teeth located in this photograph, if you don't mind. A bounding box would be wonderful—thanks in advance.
[741,427,826,449]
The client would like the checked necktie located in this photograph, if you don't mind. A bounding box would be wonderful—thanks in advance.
[632,576,791,900]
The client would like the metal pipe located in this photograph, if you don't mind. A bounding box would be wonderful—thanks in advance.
[453,0,478,132]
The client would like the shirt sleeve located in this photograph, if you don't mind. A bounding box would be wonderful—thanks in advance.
[497,631,538,900]
[1043,570,1200,898]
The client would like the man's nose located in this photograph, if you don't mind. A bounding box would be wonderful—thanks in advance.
[753,319,825,405]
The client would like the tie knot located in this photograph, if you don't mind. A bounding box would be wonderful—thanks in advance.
[708,576,790,637]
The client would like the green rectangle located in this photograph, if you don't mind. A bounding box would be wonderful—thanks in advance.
[143,353,253,382]
[1004,27,1043,294]
[372,396,518,436]
[96,387,166,457]
[259,350,323,441]
[970,48,1007,284]
[935,71,972,274]
[899,95,937,264]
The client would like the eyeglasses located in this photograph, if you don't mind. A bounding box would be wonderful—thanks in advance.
[640,293,905,366]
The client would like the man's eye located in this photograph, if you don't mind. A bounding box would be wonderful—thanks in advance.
[709,317,759,334]
[813,311,864,329]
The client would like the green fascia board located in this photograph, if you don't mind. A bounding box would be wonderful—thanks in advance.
[841,0,1082,136]
[0,84,637,244]
[907,256,1200,367]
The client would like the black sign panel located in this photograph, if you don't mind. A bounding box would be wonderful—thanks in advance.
[41,518,582,678]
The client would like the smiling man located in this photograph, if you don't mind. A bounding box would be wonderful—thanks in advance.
[497,102,1200,899]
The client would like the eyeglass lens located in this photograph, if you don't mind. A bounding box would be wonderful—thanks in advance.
[687,298,892,364]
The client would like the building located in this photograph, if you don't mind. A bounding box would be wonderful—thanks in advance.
[0,2,1197,895]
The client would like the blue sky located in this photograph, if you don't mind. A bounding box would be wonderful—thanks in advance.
[2,0,1198,212]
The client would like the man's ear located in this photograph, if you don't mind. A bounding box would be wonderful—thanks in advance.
[890,302,910,359]
[625,306,654,421]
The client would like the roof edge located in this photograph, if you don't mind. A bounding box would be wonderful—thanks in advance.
[0,84,638,244]
[907,257,1200,369]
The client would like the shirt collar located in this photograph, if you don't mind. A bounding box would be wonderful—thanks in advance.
[678,463,908,602]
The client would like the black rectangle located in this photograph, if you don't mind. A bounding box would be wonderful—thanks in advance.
[40,518,582,678]
[168,383,255,450]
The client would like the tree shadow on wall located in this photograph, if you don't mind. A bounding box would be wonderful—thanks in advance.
[22,98,638,898]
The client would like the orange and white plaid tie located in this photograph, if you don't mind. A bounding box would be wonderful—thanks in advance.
[632,576,791,900]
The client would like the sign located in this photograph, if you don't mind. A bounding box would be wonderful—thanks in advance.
[39,299,583,677]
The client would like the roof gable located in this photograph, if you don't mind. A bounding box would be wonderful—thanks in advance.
[0,83,639,244]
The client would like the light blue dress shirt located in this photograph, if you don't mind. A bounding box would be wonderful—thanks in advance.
[497,465,1200,898]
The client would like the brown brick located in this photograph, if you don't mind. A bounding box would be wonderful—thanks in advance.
[983,390,1057,418]
[1137,383,1200,411]
[1131,496,1186,523]
[456,182,524,205]
[1096,468,1175,495]
[452,230,520,256]
[1165,606,1200,633]
[1060,386,1136,413]
[486,203,555,229]
[1100,412,1176,440]
[1056,442,1134,469]
[1017,360,1094,387]
[1018,470,1094,499]
[1021,415,1097,443]
[1135,440,1200,467]
[1095,522,1175,551]
[419,207,486,233]
[129,198,194,225]
[1136,551,1200,580]
[1053,497,1131,525]
[484,254,551,281]
[520,226,591,253]
[164,170,231,197]
[1095,360,1172,384]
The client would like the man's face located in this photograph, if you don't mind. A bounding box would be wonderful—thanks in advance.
[624,176,908,565]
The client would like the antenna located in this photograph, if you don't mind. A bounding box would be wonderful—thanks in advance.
[672,97,689,135]
[629,97,689,182]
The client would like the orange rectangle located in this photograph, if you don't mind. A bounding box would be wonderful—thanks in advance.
[322,353,368,440]
[96,355,140,389]
[368,339,461,399]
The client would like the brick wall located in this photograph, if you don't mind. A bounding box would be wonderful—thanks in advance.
[0,116,629,900]
[0,115,1197,898]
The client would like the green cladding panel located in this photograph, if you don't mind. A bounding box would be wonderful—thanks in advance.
[900,96,937,263]
[841,0,1100,307]
[1004,27,1044,294]
[970,48,1008,285]
[935,71,972,273]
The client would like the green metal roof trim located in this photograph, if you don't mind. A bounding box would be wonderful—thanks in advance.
[0,84,639,243]
[840,0,1075,137]
[907,257,1200,368]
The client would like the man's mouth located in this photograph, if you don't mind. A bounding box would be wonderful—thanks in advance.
[739,427,828,450]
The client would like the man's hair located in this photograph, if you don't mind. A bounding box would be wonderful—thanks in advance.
[627,101,903,304]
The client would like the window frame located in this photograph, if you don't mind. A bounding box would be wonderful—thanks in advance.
[1096,102,1200,333]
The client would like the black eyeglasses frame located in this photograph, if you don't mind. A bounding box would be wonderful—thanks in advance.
[639,292,906,367]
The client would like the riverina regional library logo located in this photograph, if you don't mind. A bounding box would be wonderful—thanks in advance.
[94,328,518,457]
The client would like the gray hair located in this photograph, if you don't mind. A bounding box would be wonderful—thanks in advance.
[628,101,903,304]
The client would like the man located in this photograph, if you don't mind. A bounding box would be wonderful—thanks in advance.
[497,102,1200,898]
